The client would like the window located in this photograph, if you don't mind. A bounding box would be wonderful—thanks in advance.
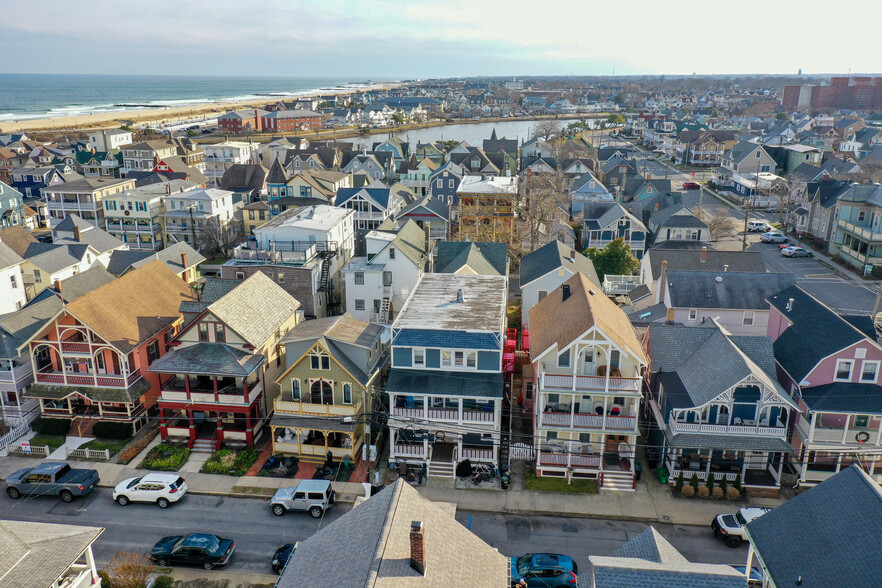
[248,210,255,220]
[558,350,571,368]
[858,210,867,223]
[382,271,392,287]
[147,340,160,365]
[354,272,364,285]
[388,247,395,259]
[861,361,879,383]
[277,272,285,284]
[835,359,854,381]
[755,150,761,158]
[9,275,17,289]
[688,309,698,321]
[449,179,455,188]
[546,431,558,440]
[355,299,365,311]
[413,348,425,366]
[454,351,464,367]
[343,383,352,404]
[855,415,870,428]
[442,350,452,367]
[466,351,477,368]
[742,311,755,326]
[310,350,330,370]
[436,179,443,188]
[198,323,209,342]
[214,324,225,343]
[291,379,301,400]
[235,271,245,280]
[538,290,548,301]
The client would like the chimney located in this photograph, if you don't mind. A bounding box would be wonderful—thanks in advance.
[723,264,729,272]
[455,289,464,303]
[181,253,189,279]
[569,248,576,261]
[54,279,62,293]
[655,260,668,305]
[73,225,81,242]
[665,307,675,322]
[562,284,571,301]
[786,298,794,312]
[254,109,262,133]
[166,183,172,196]
[409,521,426,575]
[699,246,707,263]
[654,202,659,212]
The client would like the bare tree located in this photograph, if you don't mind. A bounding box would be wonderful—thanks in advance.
[696,207,737,241]
[531,119,563,141]
[517,171,571,253]
[107,551,152,588]
[198,216,244,257]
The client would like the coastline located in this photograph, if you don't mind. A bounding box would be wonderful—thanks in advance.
[0,82,401,134]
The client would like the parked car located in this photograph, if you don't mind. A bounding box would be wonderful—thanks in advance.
[746,220,770,232]
[730,565,763,587]
[682,182,701,190]
[782,246,813,258]
[270,479,335,518]
[5,462,99,502]
[511,553,578,587]
[712,507,773,547]
[272,543,296,573]
[150,533,234,570]
[760,230,788,243]
[112,473,187,507]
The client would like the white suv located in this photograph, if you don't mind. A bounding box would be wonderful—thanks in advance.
[712,507,773,547]
[113,473,187,508]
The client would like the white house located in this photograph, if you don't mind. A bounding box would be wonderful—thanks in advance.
[0,240,27,312]
[164,188,237,250]
[88,128,132,152]
[203,141,259,183]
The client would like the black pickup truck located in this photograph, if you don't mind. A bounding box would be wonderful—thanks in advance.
[5,461,100,502]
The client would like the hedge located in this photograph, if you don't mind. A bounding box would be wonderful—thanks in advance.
[31,417,71,436]
[91,420,133,440]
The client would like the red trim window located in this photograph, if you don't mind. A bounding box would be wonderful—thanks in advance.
[198,323,209,342]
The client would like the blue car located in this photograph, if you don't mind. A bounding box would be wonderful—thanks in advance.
[511,553,578,587]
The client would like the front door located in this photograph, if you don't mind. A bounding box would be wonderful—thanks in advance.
[581,349,595,376]
[745,451,767,469]
[431,441,455,463]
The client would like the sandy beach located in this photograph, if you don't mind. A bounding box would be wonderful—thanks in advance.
[0,83,400,134]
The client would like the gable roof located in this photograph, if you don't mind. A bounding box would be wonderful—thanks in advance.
[0,240,24,272]
[379,220,430,267]
[106,242,204,276]
[22,243,92,274]
[520,240,600,287]
[281,313,383,349]
[277,479,508,587]
[0,520,103,588]
[147,342,265,377]
[530,272,646,363]
[434,241,508,276]
[0,226,38,257]
[219,163,267,192]
[666,270,795,310]
[746,465,882,588]
[65,261,197,354]
[645,249,765,278]
[336,187,392,210]
[53,215,125,254]
[767,285,873,383]
[398,195,450,222]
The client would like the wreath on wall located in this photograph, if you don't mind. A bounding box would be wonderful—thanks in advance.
[855,431,871,444]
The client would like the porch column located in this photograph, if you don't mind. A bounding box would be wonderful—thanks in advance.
[602,396,608,430]
[841,414,850,444]
[741,451,747,480]
[800,446,808,482]
[424,397,428,421]
[745,542,755,578]
[242,377,249,403]
[66,397,72,413]
[876,418,882,445]
[97,403,104,416]
[184,374,191,398]
[705,450,712,477]
[807,411,817,443]
[159,408,167,439]
[245,411,253,447]
[572,345,578,390]
[835,452,843,473]
[775,453,784,483]
[216,411,224,448]
[604,345,611,394]
[213,377,219,402]
[422,436,429,461]
[458,398,463,425]
[187,410,196,447]
[569,396,575,429]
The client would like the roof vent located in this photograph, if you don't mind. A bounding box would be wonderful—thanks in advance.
[588,289,595,296]
[455,288,464,303]
[715,276,723,283]
[786,297,794,312]
[723,264,729,272]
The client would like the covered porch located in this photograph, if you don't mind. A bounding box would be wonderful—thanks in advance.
[270,414,362,463]
[23,379,151,430]
[159,404,263,449]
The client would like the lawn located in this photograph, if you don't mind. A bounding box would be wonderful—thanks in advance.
[138,443,191,471]
[523,467,598,494]
[28,434,66,451]
[200,448,261,477]
[81,438,129,455]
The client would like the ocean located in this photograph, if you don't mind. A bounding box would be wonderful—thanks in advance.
[0,74,389,122]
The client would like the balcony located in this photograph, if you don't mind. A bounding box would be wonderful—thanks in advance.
[541,373,641,394]
[35,366,141,388]
[539,411,637,431]
[274,398,362,417]
[669,421,789,439]
[838,220,882,242]
[811,426,882,446]
[390,405,496,422]
[0,362,34,384]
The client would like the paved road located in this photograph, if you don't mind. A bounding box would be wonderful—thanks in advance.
[0,488,350,574]
[457,511,748,582]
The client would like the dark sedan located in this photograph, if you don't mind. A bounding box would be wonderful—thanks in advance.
[272,543,295,573]
[150,533,234,570]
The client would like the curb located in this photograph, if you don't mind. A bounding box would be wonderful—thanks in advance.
[451,504,708,527]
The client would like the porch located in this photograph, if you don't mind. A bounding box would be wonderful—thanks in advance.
[663,447,787,489]
[388,428,498,475]
[538,392,639,433]
[160,405,262,449]
[30,328,142,388]
[270,413,362,463]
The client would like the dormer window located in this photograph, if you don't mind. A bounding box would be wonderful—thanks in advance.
[310,349,331,370]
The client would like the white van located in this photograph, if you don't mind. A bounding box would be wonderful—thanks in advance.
[747,220,770,232]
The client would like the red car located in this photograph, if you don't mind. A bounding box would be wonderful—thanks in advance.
[682,182,701,190]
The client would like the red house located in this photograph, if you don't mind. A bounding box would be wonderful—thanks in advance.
[261,109,324,132]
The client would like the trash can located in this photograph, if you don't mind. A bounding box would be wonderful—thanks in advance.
[634,461,643,481]
[657,466,668,485]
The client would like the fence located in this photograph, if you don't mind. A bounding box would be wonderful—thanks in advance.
[0,423,31,451]
[66,447,111,461]
[510,442,535,461]
[9,444,50,457]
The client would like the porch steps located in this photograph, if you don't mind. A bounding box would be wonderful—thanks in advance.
[191,439,216,454]
[427,461,456,478]
[601,470,636,491]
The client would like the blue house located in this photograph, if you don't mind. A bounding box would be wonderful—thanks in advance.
[10,166,64,199]
[583,202,647,260]
[570,171,613,214]
[0,181,25,228]
[428,161,464,205]
[386,273,508,478]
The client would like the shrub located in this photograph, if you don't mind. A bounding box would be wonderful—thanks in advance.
[719,476,728,492]
[97,570,111,588]
[201,448,261,477]
[139,443,190,471]
[712,486,725,499]
[690,473,699,490]
[31,417,70,436]
[674,470,684,492]
[107,551,152,588]
[706,472,715,492]
[681,485,695,497]
[92,420,133,440]
[698,485,710,498]
[154,576,174,588]
[733,473,742,490]
[726,486,741,500]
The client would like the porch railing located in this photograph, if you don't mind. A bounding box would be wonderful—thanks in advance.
[462,447,494,460]
[537,451,601,468]
[669,421,788,439]
[393,443,426,457]
[670,468,739,482]
[812,426,882,445]
[34,367,141,388]
[539,412,637,431]
[274,399,361,417]
[541,373,641,393]
[390,406,496,422]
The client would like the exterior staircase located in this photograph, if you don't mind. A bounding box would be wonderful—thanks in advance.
[427,460,455,478]
[191,438,216,454]
[378,298,391,323]
[601,470,636,491]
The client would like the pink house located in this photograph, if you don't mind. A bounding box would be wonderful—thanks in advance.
[767,285,882,486]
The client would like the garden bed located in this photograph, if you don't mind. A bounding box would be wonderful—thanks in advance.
[117,427,160,465]
[200,448,261,477]
[138,443,191,471]
[524,466,598,494]
[257,455,300,478]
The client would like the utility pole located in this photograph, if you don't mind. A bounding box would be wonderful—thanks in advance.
[742,150,762,251]
[187,204,198,250]
[873,282,882,324]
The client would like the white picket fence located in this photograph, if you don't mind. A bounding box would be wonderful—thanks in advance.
[510,442,536,461]
[0,423,32,452]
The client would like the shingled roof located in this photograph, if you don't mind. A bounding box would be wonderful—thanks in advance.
[0,520,103,588]
[520,240,599,287]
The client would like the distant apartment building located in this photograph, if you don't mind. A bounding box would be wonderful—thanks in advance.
[43,177,136,230]
[261,110,324,132]
[782,77,882,112]
[217,109,269,134]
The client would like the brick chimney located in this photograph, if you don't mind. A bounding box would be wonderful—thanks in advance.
[409,521,426,575]
[181,253,189,281]
[700,246,707,263]
[73,225,81,242]
[255,109,262,133]
[665,307,675,322]
[654,202,659,212]
[54,279,62,293]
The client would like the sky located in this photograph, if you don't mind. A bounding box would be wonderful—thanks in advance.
[1,0,879,78]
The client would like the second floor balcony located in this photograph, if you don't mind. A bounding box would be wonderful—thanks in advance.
[797,412,882,447]
[159,374,261,406]
[390,394,497,424]
[35,364,141,388]
[540,373,641,394]
[274,396,362,417]
[538,393,638,432]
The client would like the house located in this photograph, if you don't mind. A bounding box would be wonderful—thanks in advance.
[342,220,430,324]
[42,177,136,230]
[10,165,65,199]
[582,202,648,260]
[455,175,518,243]
[223,204,354,319]
[22,262,197,435]
[570,171,613,214]
[0,181,26,227]
[52,214,127,268]
[148,273,300,449]
[827,183,882,272]
[428,161,464,205]
[242,200,270,236]
[219,163,267,204]
[744,465,882,588]
[260,109,323,132]
[216,108,269,134]
[0,520,104,588]
[341,152,389,180]
[147,155,208,186]
[18,240,103,301]
[271,314,387,464]
[120,140,177,175]
[163,188,236,251]
[588,526,746,588]
[284,169,349,204]
[104,179,198,251]
[75,149,123,179]
[202,141,258,183]
[673,130,736,166]
[663,270,796,336]
[766,286,882,486]
[105,241,204,284]
[336,186,404,254]
[398,157,438,196]
[645,322,797,493]
[717,141,776,187]
[88,128,132,152]
[647,205,710,247]
[520,241,600,328]
[397,195,451,241]
[387,273,507,477]
[790,178,847,243]
[0,240,27,313]
[276,478,509,587]
[433,241,508,275]
[529,273,647,490]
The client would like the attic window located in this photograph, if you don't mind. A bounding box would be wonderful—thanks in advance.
[389,248,395,259]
